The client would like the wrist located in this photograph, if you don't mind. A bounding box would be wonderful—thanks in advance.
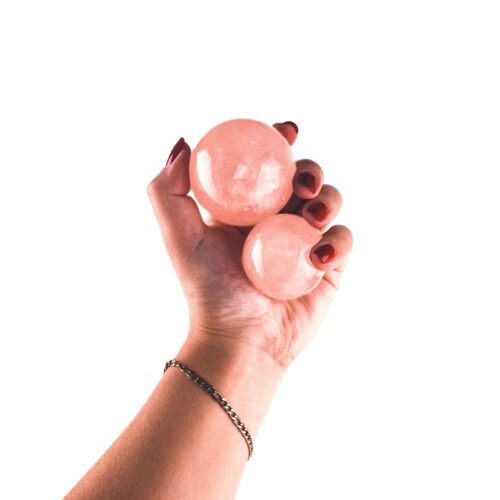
[185,314,298,370]
[174,332,286,436]
[178,330,287,386]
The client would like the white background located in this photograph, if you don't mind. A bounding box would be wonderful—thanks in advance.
[1,1,499,499]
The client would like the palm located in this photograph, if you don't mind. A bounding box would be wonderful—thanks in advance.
[186,221,335,366]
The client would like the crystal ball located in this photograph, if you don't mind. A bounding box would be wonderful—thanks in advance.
[242,214,325,300]
[189,119,295,226]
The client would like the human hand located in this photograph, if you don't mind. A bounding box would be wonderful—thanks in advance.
[147,121,353,371]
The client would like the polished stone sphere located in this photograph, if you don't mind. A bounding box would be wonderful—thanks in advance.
[242,214,324,300]
[189,119,295,226]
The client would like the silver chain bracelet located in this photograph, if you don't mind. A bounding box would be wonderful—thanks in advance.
[163,359,254,459]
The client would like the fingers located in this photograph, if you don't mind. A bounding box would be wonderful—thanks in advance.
[310,224,353,272]
[272,121,299,145]
[300,184,343,231]
[293,159,323,199]
[147,138,207,263]
[266,121,354,296]
[280,159,326,215]
[309,224,353,298]
[273,122,324,212]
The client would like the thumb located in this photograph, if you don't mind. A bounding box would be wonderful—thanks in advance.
[147,137,207,265]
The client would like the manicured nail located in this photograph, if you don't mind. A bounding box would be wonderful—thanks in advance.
[307,201,328,222]
[314,244,336,264]
[166,137,185,166]
[283,121,299,133]
[297,171,317,193]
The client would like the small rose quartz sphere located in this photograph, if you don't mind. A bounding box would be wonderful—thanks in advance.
[189,119,295,226]
[242,214,325,300]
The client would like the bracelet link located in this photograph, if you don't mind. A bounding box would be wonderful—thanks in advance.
[163,358,254,459]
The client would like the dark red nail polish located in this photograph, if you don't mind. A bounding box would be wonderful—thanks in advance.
[314,244,336,264]
[283,121,299,133]
[307,201,328,222]
[166,137,185,166]
[297,171,317,193]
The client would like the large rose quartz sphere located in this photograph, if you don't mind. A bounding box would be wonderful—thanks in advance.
[189,119,295,226]
[242,214,325,300]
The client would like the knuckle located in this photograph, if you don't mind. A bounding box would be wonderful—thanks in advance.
[320,183,341,197]
[146,178,160,198]
[334,224,353,244]
[319,185,343,209]
[296,158,322,171]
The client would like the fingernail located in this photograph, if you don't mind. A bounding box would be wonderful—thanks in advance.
[314,244,336,264]
[307,201,328,222]
[297,171,317,193]
[166,137,185,166]
[283,121,299,133]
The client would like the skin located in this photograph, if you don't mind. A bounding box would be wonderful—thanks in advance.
[65,121,353,499]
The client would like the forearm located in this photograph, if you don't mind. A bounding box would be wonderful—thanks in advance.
[66,336,285,500]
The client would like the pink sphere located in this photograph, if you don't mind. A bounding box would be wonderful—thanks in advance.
[189,119,295,226]
[242,214,325,300]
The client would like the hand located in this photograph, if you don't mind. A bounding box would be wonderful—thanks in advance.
[147,121,353,370]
